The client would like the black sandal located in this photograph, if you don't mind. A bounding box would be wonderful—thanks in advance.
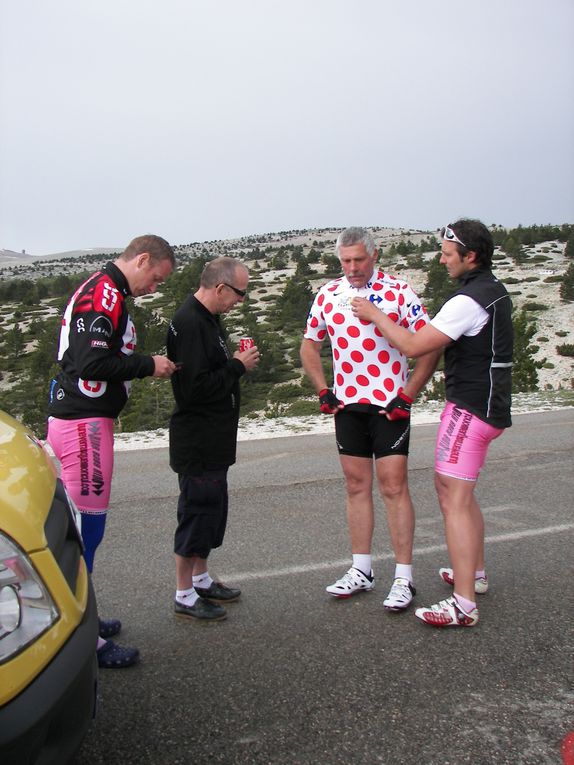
[97,640,139,668]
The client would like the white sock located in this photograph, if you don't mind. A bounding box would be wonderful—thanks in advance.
[352,554,372,578]
[394,563,413,582]
[176,587,199,606]
[193,572,213,589]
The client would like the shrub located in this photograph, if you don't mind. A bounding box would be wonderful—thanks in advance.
[283,399,319,417]
[268,383,306,402]
[522,302,548,311]
[556,344,574,357]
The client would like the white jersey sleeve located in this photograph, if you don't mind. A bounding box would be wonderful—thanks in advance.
[430,295,489,340]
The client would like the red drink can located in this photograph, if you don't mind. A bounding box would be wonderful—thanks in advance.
[239,337,255,352]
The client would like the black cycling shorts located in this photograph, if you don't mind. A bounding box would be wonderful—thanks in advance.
[335,409,410,459]
[174,468,229,559]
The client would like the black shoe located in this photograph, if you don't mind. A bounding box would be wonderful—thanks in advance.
[174,597,227,621]
[99,617,122,639]
[194,581,241,602]
[97,640,139,669]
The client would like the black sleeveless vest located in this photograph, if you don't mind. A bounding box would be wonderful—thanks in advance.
[443,268,513,428]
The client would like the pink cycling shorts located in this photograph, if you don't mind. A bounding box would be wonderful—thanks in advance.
[47,417,114,513]
[435,402,503,481]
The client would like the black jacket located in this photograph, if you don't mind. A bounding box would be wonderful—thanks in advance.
[444,269,513,429]
[48,262,155,420]
[167,295,246,473]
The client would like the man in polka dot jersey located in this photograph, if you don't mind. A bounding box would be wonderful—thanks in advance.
[300,227,441,611]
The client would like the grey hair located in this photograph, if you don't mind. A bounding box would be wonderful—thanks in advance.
[335,227,377,258]
[200,257,248,288]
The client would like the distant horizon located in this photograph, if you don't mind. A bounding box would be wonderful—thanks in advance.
[3,218,574,260]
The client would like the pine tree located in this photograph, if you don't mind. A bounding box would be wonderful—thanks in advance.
[512,308,544,392]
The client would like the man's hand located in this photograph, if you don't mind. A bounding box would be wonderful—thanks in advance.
[234,345,260,372]
[351,297,380,323]
[152,355,178,378]
[384,391,413,420]
[319,388,344,415]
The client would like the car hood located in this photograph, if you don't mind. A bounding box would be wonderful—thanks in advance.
[0,411,56,553]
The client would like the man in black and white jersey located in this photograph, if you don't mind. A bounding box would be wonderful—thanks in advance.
[352,219,513,628]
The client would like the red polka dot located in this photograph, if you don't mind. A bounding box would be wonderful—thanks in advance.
[368,364,380,377]
[388,312,399,323]
[337,337,349,349]
[310,317,318,328]
[392,361,401,375]
[347,326,360,338]
[384,377,395,392]
[372,282,383,291]
[398,293,405,306]
[345,385,357,397]
[333,312,344,324]
[415,319,427,331]
[359,319,371,326]
[318,330,327,340]
[328,283,338,292]
[378,350,390,364]
[374,327,383,337]
[356,375,370,386]
[373,389,386,401]
[400,319,409,328]
[324,302,333,314]
[362,338,376,351]
[333,348,340,360]
[318,294,325,306]
[350,350,364,363]
[385,290,396,301]
[358,397,370,404]
[327,325,334,336]
[341,361,353,373]
[336,373,344,386]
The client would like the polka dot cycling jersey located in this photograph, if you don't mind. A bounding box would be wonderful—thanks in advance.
[304,271,429,406]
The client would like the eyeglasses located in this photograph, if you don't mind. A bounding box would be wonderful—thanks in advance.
[441,225,467,249]
[219,282,247,298]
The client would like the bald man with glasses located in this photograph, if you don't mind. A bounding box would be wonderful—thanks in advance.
[167,257,260,621]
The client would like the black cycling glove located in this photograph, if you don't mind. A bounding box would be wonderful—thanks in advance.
[319,388,343,415]
[384,391,413,420]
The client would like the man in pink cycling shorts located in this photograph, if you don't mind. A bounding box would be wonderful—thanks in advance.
[352,219,513,628]
[47,234,177,665]
[301,227,440,613]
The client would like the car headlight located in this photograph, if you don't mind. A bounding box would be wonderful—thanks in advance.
[0,534,59,663]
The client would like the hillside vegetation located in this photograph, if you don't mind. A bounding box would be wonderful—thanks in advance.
[0,224,573,435]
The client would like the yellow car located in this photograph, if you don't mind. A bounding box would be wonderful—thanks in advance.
[0,411,98,764]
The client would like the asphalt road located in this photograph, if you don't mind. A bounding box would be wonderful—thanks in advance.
[74,410,574,765]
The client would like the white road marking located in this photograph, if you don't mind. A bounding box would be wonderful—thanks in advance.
[225,523,574,583]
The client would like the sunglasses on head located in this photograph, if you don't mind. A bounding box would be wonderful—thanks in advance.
[441,225,467,249]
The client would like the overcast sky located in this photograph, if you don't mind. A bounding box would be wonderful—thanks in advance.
[1,0,573,256]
